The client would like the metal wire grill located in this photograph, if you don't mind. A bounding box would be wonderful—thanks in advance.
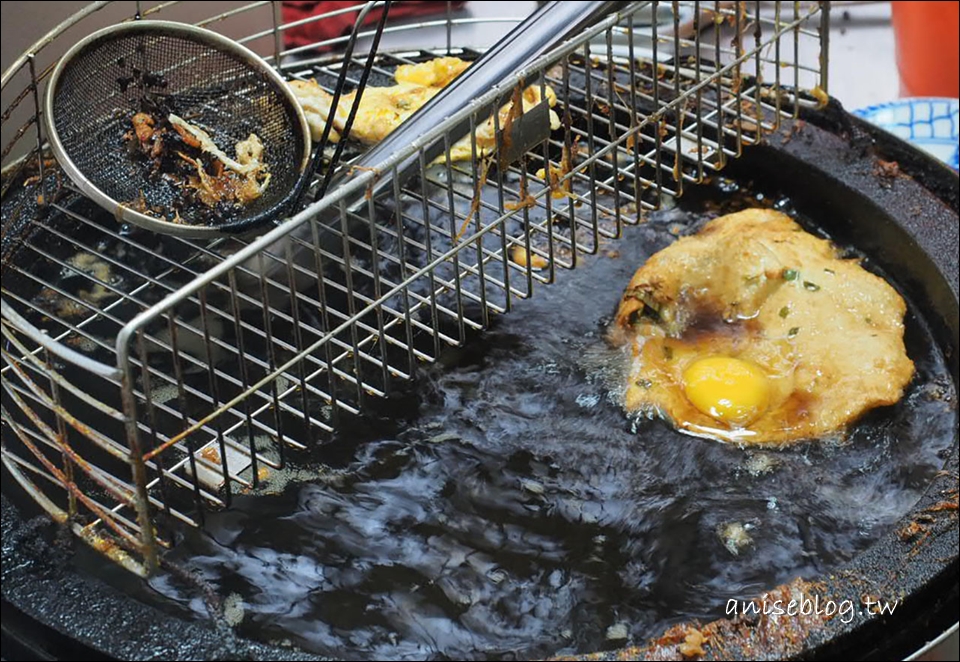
[1,1,829,576]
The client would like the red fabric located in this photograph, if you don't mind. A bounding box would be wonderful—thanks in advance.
[282,1,467,51]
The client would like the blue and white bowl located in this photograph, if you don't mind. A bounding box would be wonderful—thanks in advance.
[853,98,959,170]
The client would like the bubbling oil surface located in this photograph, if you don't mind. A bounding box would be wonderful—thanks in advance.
[147,185,956,660]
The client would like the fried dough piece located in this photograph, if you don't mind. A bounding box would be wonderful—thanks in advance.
[609,208,914,445]
[290,80,444,144]
[394,56,471,87]
[288,57,560,161]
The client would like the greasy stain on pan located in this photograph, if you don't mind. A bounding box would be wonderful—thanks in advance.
[2,111,959,661]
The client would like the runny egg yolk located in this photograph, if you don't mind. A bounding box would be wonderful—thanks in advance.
[682,357,771,427]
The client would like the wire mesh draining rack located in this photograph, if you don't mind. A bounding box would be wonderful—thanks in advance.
[1,1,829,576]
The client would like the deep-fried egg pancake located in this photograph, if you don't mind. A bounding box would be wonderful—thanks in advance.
[608,208,914,445]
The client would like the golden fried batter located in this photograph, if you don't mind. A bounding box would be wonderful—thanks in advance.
[394,56,471,87]
[288,57,559,161]
[609,208,914,445]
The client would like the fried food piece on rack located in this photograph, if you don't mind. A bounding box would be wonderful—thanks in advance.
[288,56,560,161]
[394,56,471,87]
[608,208,914,445]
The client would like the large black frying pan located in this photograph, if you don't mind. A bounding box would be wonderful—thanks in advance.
[2,103,957,661]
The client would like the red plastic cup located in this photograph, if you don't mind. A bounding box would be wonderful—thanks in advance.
[891,1,960,98]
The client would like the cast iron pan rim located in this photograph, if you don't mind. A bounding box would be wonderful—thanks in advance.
[1,111,958,662]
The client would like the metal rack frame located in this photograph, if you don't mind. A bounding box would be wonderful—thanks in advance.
[1,1,829,575]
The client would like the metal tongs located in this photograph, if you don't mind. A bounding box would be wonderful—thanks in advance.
[329,1,621,199]
[284,1,621,257]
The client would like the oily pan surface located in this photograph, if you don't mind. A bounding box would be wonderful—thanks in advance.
[141,180,956,661]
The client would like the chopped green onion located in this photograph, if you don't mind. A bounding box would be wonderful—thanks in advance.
[803,281,820,291]
[788,326,800,338]
[779,306,790,318]
[782,268,799,281]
